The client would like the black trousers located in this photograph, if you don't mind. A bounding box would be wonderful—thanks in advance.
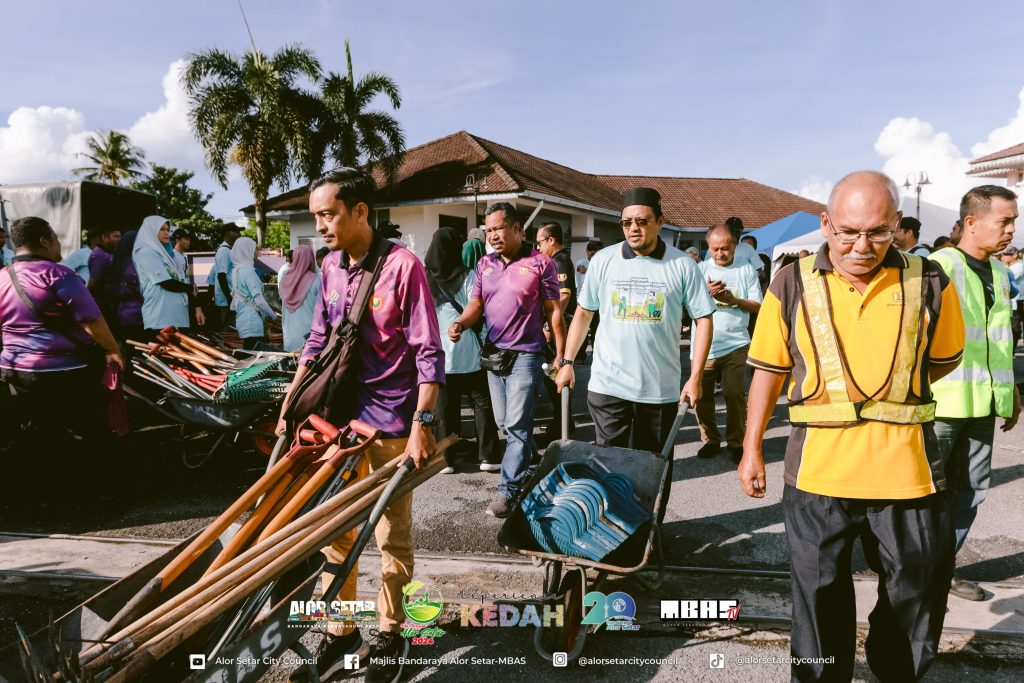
[587,391,678,522]
[437,370,500,464]
[2,366,106,441]
[783,485,953,682]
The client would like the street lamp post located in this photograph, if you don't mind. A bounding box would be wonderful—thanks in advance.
[464,174,488,229]
[903,172,931,219]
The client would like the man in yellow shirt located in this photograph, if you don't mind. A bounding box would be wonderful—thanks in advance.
[739,171,965,681]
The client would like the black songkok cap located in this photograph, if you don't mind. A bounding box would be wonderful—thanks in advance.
[623,187,661,210]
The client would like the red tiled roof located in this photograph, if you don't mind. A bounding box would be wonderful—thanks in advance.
[595,175,823,228]
[245,131,824,228]
[969,142,1024,165]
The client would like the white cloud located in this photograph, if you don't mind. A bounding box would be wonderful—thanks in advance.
[0,106,92,183]
[795,176,834,204]
[127,59,205,171]
[873,116,980,211]
[971,87,1024,158]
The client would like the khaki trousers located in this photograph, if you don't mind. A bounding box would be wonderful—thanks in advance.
[322,437,413,636]
[695,345,749,449]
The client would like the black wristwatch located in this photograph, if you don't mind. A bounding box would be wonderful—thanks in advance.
[558,358,574,368]
[413,410,436,428]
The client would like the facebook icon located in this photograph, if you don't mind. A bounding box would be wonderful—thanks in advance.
[343,654,360,670]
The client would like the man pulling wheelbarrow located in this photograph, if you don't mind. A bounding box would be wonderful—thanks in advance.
[277,167,445,683]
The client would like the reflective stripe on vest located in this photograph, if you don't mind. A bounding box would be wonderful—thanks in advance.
[788,253,936,425]
[929,249,1015,418]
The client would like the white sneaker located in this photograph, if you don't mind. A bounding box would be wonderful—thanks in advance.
[479,462,501,472]
[440,465,456,474]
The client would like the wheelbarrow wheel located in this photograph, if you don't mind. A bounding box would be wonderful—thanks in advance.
[559,570,586,655]
[534,568,588,663]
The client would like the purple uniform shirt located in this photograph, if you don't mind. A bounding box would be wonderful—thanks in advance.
[117,262,144,327]
[0,258,102,371]
[89,246,114,306]
[301,241,445,438]
[472,245,560,353]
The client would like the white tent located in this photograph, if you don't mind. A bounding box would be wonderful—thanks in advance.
[771,198,963,260]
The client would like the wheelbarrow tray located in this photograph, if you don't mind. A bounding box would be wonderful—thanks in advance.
[161,396,271,429]
[498,438,668,574]
[0,525,321,682]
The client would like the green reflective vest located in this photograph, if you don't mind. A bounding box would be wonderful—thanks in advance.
[929,249,1015,418]
[788,253,936,426]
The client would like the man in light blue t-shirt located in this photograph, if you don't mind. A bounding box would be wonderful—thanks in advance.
[695,224,763,462]
[206,222,241,330]
[557,187,715,503]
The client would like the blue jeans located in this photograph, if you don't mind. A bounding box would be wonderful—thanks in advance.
[486,352,542,500]
[933,415,996,554]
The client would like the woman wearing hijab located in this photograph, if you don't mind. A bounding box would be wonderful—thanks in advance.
[231,236,278,349]
[133,216,200,337]
[426,226,500,473]
[111,230,144,341]
[462,227,487,270]
[277,245,320,352]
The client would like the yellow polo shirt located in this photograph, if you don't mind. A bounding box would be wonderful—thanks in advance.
[748,247,964,499]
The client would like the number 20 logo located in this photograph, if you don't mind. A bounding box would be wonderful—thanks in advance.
[581,590,636,629]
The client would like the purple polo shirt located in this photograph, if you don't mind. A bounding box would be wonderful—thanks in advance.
[301,240,445,438]
[0,257,102,371]
[89,246,114,306]
[472,245,559,353]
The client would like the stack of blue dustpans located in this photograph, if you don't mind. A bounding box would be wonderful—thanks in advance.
[521,459,651,561]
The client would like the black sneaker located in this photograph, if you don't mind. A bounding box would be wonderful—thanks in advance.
[727,446,743,464]
[486,496,514,518]
[302,629,369,682]
[949,577,986,601]
[697,442,722,459]
[366,630,410,683]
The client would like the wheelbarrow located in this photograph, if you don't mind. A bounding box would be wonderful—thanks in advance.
[497,389,688,664]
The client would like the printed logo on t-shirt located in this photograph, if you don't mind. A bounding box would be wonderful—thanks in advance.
[519,266,530,275]
[609,278,667,324]
[371,295,383,311]
[483,267,494,277]
[328,290,340,307]
[558,273,567,282]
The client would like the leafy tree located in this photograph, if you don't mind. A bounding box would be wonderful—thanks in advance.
[182,45,321,246]
[73,130,147,186]
[314,40,406,183]
[131,164,221,249]
[245,218,291,251]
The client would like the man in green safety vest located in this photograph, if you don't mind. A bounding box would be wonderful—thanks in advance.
[740,170,966,681]
[929,184,1021,602]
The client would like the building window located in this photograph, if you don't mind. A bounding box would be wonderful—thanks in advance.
[374,209,391,228]
[439,214,468,238]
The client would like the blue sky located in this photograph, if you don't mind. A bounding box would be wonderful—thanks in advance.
[2,0,1023,219]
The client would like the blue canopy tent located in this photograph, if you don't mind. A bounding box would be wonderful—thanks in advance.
[743,211,821,255]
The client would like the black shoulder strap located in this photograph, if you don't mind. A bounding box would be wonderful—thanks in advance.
[5,263,91,351]
[346,238,395,326]
[426,271,464,314]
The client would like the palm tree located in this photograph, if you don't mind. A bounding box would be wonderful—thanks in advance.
[73,130,147,186]
[315,40,406,184]
[182,45,321,246]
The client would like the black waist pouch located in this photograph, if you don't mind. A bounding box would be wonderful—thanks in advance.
[479,340,517,375]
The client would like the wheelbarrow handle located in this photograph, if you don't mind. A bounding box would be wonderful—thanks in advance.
[561,386,570,442]
[307,414,342,442]
[658,401,690,461]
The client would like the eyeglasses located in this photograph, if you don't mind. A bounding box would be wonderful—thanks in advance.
[620,217,654,228]
[536,236,553,245]
[825,213,898,245]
